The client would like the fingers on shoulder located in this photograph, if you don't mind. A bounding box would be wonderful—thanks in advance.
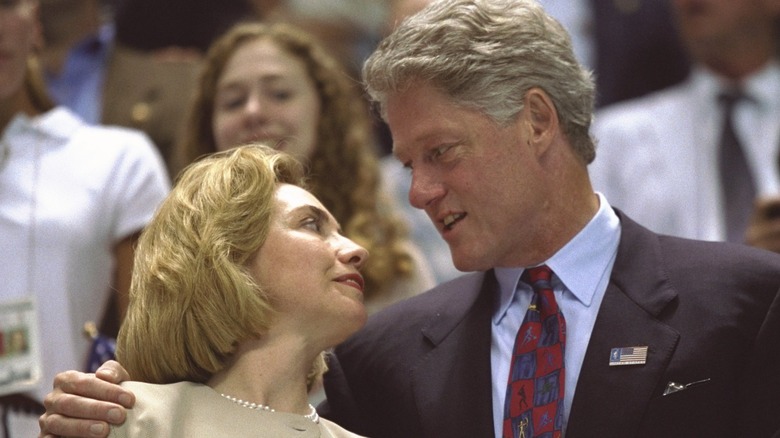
[50,367,133,406]
[39,412,110,438]
[96,360,131,383]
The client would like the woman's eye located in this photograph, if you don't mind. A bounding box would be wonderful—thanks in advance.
[269,90,293,101]
[302,217,321,232]
[217,95,246,110]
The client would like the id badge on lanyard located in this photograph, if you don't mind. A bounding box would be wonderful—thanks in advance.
[0,297,42,396]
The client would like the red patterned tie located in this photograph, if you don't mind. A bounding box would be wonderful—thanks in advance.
[502,265,566,438]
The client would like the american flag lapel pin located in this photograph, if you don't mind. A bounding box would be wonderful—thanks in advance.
[609,346,648,366]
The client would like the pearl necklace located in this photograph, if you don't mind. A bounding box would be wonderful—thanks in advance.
[220,393,320,424]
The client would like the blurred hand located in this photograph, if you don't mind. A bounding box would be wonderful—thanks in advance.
[745,197,780,254]
[38,361,134,438]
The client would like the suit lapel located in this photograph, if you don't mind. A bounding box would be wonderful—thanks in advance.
[568,212,680,436]
[411,272,497,438]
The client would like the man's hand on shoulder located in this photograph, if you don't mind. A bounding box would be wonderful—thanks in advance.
[38,361,134,438]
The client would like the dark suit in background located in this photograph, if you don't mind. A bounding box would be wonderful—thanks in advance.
[590,0,690,107]
[101,44,199,178]
[321,212,780,438]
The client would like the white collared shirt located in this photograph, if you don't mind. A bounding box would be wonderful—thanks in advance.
[591,61,780,242]
[0,107,170,437]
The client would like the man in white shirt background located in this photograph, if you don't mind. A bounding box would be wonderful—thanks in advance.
[590,0,780,254]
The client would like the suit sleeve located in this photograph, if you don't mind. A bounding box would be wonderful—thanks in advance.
[319,351,368,434]
[741,285,780,437]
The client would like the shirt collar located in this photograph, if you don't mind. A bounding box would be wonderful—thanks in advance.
[493,193,621,323]
[4,108,82,143]
[72,23,115,58]
[691,60,780,109]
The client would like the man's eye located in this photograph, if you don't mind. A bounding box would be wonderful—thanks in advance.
[432,144,454,159]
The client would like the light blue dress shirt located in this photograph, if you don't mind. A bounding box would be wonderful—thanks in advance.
[46,24,114,125]
[490,193,621,437]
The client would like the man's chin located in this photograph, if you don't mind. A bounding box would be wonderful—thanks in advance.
[451,253,488,273]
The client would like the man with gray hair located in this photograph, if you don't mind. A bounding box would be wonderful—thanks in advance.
[37,1,780,438]
[319,1,780,437]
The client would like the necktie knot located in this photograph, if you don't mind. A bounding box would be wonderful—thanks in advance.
[522,265,553,289]
[718,89,744,110]
[522,265,559,320]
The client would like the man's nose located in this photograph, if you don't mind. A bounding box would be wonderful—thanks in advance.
[408,169,444,210]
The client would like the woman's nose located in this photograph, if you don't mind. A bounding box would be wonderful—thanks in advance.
[338,236,369,270]
[244,95,269,120]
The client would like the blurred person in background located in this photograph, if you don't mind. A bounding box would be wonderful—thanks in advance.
[38,0,209,175]
[0,0,169,436]
[591,0,780,253]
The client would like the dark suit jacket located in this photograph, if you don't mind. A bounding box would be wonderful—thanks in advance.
[101,44,200,178]
[321,212,780,438]
[590,0,690,107]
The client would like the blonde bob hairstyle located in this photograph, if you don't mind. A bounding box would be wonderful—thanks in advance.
[117,144,327,388]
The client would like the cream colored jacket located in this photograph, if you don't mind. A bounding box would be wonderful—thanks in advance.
[110,381,366,438]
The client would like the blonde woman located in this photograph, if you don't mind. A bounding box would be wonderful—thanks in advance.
[110,145,366,436]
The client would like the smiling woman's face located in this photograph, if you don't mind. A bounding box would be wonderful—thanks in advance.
[212,39,322,161]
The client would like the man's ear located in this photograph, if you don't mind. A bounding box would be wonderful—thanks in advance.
[522,87,559,156]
